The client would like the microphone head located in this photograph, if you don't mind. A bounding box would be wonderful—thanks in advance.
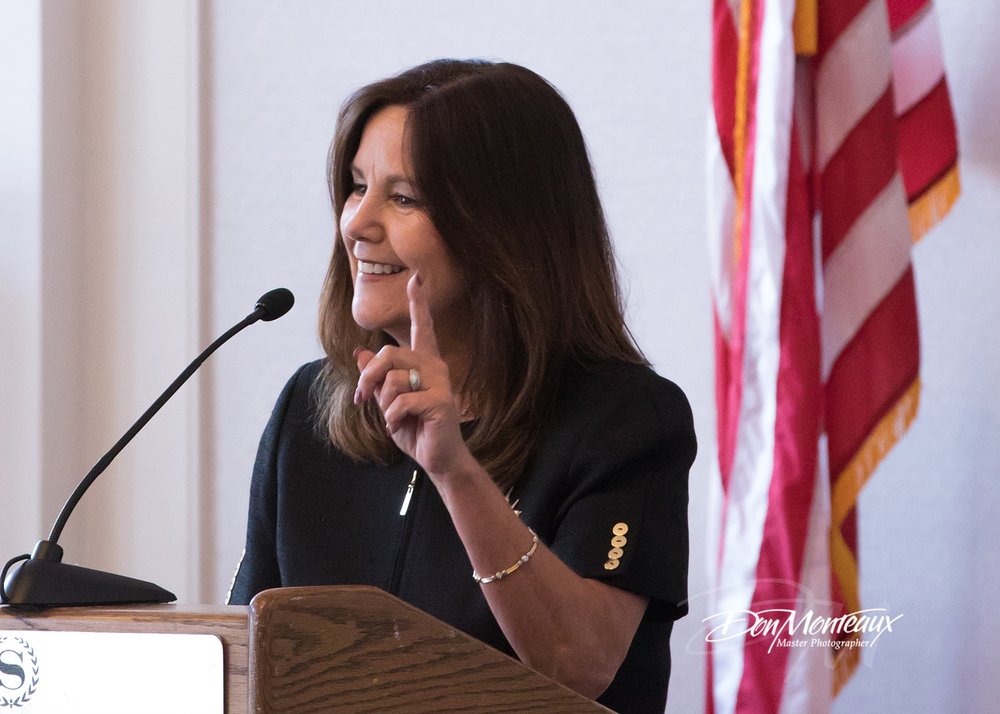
[255,288,295,321]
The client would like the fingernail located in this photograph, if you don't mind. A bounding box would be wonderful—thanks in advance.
[353,387,362,405]
[352,347,363,360]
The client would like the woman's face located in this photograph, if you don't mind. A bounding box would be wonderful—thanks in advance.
[340,105,468,350]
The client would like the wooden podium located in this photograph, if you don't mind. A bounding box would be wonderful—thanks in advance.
[0,585,607,712]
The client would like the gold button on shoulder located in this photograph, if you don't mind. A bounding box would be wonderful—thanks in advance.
[612,522,629,536]
[604,559,620,571]
[611,535,627,548]
[608,547,624,560]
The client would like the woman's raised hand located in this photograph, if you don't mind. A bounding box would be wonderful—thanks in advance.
[353,274,473,480]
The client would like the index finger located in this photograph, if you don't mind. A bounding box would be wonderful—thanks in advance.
[408,272,440,356]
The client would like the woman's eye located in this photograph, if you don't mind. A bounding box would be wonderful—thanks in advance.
[393,194,418,207]
[350,182,367,196]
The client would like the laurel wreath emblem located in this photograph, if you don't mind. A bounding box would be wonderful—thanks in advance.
[0,636,39,709]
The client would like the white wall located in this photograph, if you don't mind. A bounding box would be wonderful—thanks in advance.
[2,1,997,712]
[1,1,44,558]
[1,0,204,600]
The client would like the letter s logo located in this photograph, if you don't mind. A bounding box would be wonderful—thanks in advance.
[0,649,25,691]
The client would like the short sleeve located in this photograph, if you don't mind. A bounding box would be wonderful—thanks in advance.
[546,369,695,620]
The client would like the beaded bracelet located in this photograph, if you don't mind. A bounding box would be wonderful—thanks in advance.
[473,529,539,585]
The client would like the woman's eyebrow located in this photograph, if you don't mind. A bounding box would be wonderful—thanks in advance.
[350,165,412,186]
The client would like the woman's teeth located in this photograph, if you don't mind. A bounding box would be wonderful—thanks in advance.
[358,260,405,275]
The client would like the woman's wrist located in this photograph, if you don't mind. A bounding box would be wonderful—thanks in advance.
[425,446,489,494]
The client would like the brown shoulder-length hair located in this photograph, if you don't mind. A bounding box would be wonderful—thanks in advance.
[316,59,645,490]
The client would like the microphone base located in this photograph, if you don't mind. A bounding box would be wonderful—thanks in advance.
[3,556,176,608]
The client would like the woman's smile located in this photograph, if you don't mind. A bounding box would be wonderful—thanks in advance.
[356,259,405,276]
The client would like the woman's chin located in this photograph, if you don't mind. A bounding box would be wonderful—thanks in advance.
[352,310,408,342]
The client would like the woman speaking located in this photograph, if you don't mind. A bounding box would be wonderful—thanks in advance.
[229,59,696,713]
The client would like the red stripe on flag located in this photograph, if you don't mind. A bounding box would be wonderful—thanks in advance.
[819,89,899,260]
[825,269,920,476]
[714,314,737,494]
[897,78,959,202]
[713,0,740,176]
[816,0,871,59]
[887,0,930,31]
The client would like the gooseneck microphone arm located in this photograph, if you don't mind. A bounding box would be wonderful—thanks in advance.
[1,287,294,607]
[48,291,287,544]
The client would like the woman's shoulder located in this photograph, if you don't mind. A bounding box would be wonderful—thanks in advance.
[290,358,327,385]
[558,359,692,420]
[547,359,696,462]
[279,358,328,398]
[267,358,329,422]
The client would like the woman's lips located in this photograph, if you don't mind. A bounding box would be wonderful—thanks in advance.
[357,259,405,275]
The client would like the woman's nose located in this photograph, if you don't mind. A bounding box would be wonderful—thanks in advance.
[342,193,383,243]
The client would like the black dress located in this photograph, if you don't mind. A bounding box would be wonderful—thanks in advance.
[230,358,696,713]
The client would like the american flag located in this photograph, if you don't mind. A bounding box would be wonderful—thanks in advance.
[706,0,959,711]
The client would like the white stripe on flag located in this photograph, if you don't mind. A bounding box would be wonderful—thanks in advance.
[891,6,945,114]
[816,0,892,171]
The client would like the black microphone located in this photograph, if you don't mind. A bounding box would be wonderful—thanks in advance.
[0,288,294,607]
[254,287,294,322]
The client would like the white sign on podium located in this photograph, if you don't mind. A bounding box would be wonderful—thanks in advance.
[0,631,223,713]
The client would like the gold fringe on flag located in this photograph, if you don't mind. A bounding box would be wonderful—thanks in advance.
[830,528,863,692]
[909,164,961,243]
[793,0,817,56]
[732,0,755,268]
[829,378,921,694]
[831,379,921,527]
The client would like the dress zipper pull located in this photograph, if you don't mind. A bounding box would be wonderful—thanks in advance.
[399,469,418,516]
